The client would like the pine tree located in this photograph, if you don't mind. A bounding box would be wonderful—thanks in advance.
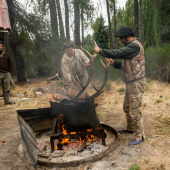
[92,15,109,49]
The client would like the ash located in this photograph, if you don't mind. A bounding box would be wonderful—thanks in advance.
[37,131,115,162]
[62,139,107,156]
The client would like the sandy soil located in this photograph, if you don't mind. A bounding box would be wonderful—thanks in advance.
[0,77,170,170]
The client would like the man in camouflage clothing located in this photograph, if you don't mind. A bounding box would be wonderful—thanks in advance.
[61,42,90,95]
[94,27,146,145]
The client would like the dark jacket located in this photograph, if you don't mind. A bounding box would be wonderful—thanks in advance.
[99,41,140,70]
[0,52,13,74]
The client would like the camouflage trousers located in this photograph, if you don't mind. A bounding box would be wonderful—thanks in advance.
[123,77,146,141]
[0,72,11,103]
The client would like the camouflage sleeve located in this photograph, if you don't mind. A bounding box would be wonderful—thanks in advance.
[78,49,90,63]
[61,59,71,83]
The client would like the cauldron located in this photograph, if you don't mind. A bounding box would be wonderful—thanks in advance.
[50,99,102,132]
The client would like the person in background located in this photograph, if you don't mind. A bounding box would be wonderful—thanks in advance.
[61,41,90,87]
[0,41,15,105]
[94,26,146,145]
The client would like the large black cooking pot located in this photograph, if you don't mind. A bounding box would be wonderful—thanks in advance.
[50,99,102,132]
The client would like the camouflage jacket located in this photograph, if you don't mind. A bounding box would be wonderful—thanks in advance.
[121,38,145,83]
[61,49,90,85]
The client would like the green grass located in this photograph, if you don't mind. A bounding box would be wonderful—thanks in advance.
[143,103,147,107]
[144,159,149,164]
[114,100,119,104]
[129,163,140,170]
[155,99,163,104]
[0,126,9,133]
[117,87,125,92]
[145,85,149,91]
[155,114,170,126]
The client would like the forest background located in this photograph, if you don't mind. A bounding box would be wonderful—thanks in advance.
[3,0,170,83]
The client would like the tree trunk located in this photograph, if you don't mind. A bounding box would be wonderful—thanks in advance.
[64,0,70,40]
[139,0,143,44]
[113,0,117,49]
[6,0,26,82]
[56,0,65,39]
[134,0,139,38]
[106,0,113,49]
[50,0,59,41]
[81,7,84,47]
[13,46,27,81]
[156,0,163,47]
[74,0,80,45]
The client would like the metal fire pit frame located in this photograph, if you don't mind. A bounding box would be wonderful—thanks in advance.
[17,108,118,167]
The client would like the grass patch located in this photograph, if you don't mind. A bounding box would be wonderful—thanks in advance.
[155,99,163,104]
[145,85,149,91]
[129,163,140,170]
[114,100,119,104]
[155,114,170,126]
[117,87,125,92]
[161,127,170,134]
[144,159,150,165]
[0,126,9,133]
[161,116,170,125]
[143,103,147,107]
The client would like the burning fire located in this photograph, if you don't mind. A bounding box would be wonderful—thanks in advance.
[54,114,106,152]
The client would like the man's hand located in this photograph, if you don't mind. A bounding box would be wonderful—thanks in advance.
[84,61,90,67]
[94,45,100,54]
[105,58,114,65]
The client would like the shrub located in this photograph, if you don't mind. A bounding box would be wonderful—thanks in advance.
[117,87,125,92]
[145,43,170,82]
[129,163,140,170]
[155,99,163,104]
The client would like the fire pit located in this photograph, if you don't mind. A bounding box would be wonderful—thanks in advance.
[17,45,119,167]
[17,108,118,167]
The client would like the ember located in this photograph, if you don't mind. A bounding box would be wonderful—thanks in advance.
[54,117,105,152]
[55,135,102,151]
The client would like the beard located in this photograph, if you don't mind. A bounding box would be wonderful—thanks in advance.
[124,37,129,46]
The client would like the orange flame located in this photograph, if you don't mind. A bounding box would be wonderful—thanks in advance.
[70,132,76,134]
[62,124,67,135]
[87,129,92,132]
[54,118,103,151]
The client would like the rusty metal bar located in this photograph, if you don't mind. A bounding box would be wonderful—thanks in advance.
[17,114,38,165]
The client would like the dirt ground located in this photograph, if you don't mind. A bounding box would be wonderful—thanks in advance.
[0,76,170,170]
